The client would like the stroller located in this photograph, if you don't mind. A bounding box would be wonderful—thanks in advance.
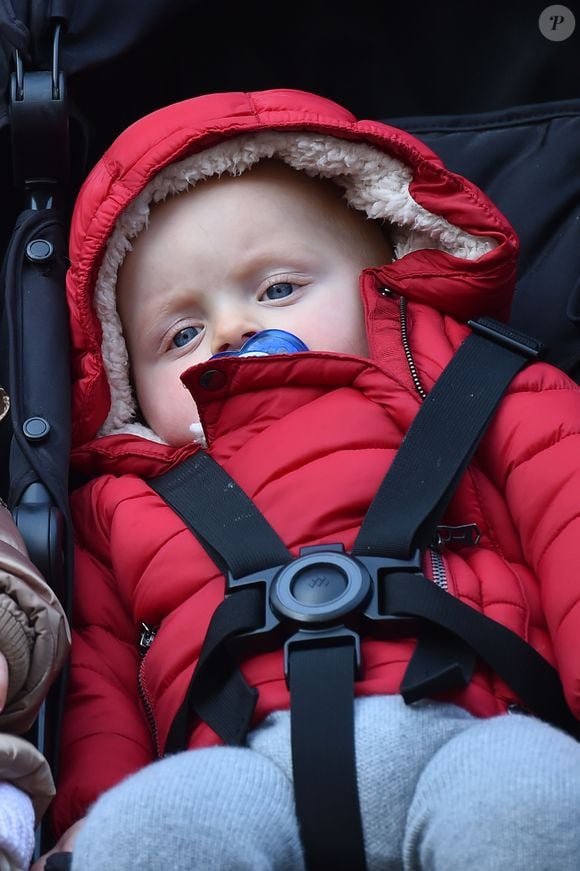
[1,1,580,865]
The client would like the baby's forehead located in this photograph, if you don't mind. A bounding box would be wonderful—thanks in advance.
[149,158,355,229]
[134,156,391,275]
[200,157,340,192]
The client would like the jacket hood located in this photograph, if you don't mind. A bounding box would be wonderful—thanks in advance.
[67,88,518,448]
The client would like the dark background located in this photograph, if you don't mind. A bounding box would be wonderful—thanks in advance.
[52,1,580,169]
[1,0,579,205]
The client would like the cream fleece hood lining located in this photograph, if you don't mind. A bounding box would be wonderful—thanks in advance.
[93,130,495,443]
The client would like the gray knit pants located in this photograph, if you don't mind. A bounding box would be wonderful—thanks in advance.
[71,696,580,870]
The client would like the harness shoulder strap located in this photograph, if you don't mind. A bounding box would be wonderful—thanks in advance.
[149,450,291,749]
[150,450,292,577]
[351,316,551,704]
[352,316,546,557]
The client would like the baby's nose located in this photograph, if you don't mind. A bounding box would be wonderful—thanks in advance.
[210,314,259,356]
[212,332,256,355]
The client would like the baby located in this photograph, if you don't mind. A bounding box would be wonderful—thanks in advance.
[36,89,580,870]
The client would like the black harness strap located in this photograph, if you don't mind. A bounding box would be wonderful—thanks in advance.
[165,585,262,750]
[147,318,574,871]
[352,318,547,558]
[290,643,363,870]
[151,450,292,576]
[384,572,580,738]
[352,317,548,700]
[150,451,292,751]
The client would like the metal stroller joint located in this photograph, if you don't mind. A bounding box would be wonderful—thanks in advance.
[9,22,69,195]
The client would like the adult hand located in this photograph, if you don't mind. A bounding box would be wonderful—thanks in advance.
[30,819,86,870]
[0,652,8,711]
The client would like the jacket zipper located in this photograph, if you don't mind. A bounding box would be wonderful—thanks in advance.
[434,524,481,548]
[429,546,448,591]
[137,623,161,758]
[399,294,427,400]
[429,523,482,592]
[139,622,158,652]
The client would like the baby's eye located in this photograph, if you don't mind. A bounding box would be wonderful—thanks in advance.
[264,282,294,300]
[172,326,201,348]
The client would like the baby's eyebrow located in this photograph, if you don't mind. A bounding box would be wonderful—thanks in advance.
[147,286,205,317]
[232,239,318,272]
[136,294,203,338]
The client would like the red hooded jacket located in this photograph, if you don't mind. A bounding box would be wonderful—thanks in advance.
[52,89,580,834]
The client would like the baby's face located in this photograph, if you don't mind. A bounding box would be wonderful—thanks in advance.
[117,160,393,445]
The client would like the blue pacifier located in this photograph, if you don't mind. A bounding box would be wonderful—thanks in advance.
[211,329,309,359]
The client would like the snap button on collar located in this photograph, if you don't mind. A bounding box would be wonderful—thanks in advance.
[199,368,227,391]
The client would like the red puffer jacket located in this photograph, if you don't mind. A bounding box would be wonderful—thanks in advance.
[52,89,580,835]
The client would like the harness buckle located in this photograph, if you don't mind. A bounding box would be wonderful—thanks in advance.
[227,545,425,673]
[269,546,372,625]
[356,549,423,629]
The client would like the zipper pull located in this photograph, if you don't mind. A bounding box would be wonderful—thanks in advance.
[434,523,481,548]
[139,622,158,654]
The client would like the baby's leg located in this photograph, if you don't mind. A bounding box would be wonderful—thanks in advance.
[403,712,580,871]
[249,697,479,871]
[70,745,305,870]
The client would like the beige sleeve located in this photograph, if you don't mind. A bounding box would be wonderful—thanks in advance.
[0,733,55,823]
[0,507,70,734]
